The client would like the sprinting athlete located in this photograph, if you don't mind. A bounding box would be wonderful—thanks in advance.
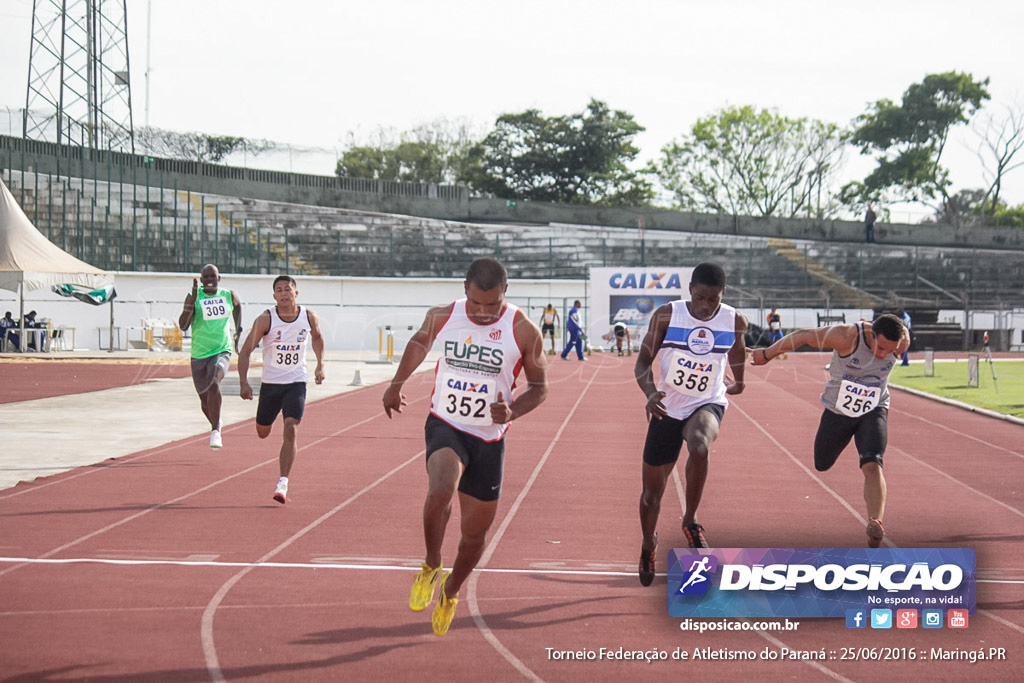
[751,314,909,548]
[178,264,242,449]
[382,258,548,636]
[634,263,747,586]
[237,275,325,504]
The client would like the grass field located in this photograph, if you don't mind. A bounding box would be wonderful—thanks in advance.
[891,359,1024,419]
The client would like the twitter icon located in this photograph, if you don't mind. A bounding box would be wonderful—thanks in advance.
[870,609,892,629]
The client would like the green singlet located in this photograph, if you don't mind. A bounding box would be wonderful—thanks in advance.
[190,288,234,358]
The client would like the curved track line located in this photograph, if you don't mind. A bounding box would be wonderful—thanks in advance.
[465,365,602,682]
[0,387,365,502]
[0,397,417,579]
[201,450,423,682]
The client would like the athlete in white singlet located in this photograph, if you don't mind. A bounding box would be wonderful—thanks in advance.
[237,275,325,504]
[633,263,748,586]
[383,258,548,636]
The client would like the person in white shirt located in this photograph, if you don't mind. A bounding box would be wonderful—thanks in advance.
[633,263,748,586]
[383,258,548,636]
[237,275,325,504]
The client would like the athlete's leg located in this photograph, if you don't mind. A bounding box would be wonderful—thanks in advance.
[423,448,462,568]
[278,417,299,477]
[680,409,721,526]
[640,462,673,552]
[813,410,856,472]
[443,492,500,598]
[198,357,227,430]
[854,407,888,528]
[861,462,886,522]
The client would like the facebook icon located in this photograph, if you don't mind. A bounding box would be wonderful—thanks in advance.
[845,609,867,629]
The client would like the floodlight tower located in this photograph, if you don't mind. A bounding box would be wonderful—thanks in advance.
[23,0,135,152]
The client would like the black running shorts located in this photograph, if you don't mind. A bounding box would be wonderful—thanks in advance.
[256,382,307,426]
[642,403,725,467]
[813,406,888,472]
[424,414,506,502]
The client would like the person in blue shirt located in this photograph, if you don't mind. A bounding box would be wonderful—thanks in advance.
[1,311,19,350]
[560,300,586,361]
[898,309,911,366]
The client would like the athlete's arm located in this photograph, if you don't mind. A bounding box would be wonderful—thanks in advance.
[308,308,326,385]
[492,310,548,424]
[230,290,243,353]
[895,324,911,356]
[382,303,452,418]
[634,304,672,420]
[752,324,857,365]
[726,312,748,395]
[238,311,271,401]
[178,278,199,331]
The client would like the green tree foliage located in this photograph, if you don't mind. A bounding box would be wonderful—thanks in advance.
[135,126,274,163]
[845,72,990,209]
[335,120,479,185]
[655,106,846,218]
[467,99,653,206]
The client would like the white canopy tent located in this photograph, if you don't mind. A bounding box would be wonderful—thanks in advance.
[0,176,114,351]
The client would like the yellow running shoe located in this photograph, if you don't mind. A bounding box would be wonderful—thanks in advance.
[409,561,442,612]
[431,572,458,636]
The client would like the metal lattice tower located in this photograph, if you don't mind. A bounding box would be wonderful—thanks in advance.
[23,0,135,152]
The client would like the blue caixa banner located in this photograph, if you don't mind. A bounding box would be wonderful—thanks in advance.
[667,548,975,618]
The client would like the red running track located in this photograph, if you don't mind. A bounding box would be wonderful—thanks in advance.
[0,359,192,403]
[0,353,1021,681]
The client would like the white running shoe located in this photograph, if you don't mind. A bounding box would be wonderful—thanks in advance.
[210,429,223,449]
[273,480,288,504]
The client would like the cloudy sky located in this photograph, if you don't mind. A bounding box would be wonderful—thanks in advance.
[1,0,1022,218]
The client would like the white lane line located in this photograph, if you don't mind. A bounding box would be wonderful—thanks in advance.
[2,556,1019,584]
[0,386,363,502]
[730,402,878,538]
[0,394,424,580]
[753,628,858,682]
[201,450,423,682]
[466,365,602,683]
[889,446,1024,520]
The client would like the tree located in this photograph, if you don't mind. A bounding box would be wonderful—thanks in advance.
[655,105,847,218]
[135,126,274,163]
[335,119,481,185]
[972,102,1024,215]
[468,99,653,206]
[845,72,990,210]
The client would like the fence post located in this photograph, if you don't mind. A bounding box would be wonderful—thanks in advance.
[549,237,553,278]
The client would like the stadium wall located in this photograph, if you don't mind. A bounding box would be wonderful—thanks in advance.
[5,135,1024,251]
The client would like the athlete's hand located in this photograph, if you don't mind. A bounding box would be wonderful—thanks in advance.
[239,379,253,401]
[382,384,406,418]
[725,377,745,395]
[190,278,199,299]
[645,390,667,421]
[491,391,513,424]
[750,347,771,366]
[314,364,325,385]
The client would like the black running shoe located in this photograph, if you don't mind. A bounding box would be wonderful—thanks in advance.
[683,522,708,548]
[638,532,658,586]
